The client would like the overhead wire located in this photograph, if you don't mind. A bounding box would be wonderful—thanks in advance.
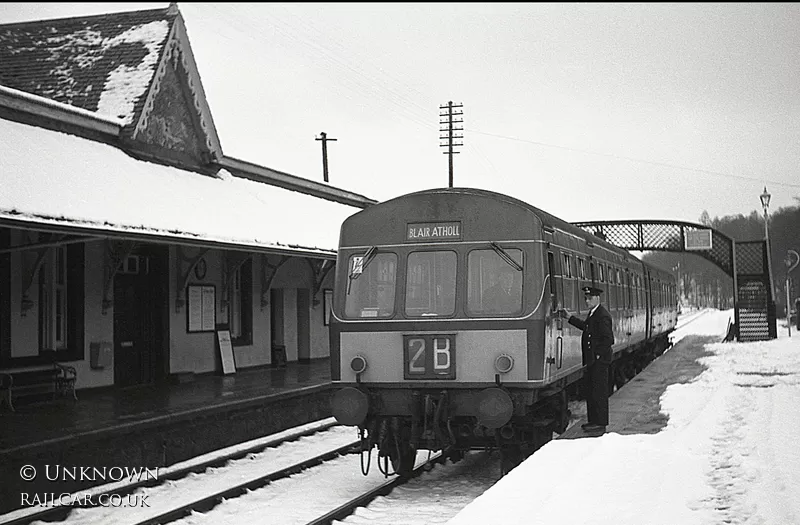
[465,128,800,189]
[199,5,798,192]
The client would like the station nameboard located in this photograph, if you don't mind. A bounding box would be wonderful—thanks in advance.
[685,229,713,251]
[406,221,462,242]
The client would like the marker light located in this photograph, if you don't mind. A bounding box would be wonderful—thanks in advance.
[494,354,514,374]
[350,355,367,374]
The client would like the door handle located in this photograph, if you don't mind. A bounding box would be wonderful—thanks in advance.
[120,341,134,348]
[557,336,563,368]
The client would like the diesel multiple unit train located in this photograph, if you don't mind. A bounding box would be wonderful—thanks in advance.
[329,188,678,474]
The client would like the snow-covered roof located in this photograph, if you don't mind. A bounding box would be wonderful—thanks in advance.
[0,117,358,256]
[0,6,173,125]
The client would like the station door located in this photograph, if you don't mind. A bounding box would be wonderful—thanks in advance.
[113,245,167,387]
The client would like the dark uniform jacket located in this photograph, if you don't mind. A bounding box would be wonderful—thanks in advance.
[568,305,615,365]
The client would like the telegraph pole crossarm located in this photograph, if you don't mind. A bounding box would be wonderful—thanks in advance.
[439,101,464,188]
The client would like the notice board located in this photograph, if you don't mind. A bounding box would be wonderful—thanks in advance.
[187,285,216,332]
[216,330,236,375]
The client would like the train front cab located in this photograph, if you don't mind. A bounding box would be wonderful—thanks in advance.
[328,189,569,468]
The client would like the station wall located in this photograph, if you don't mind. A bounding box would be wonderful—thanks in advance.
[1,231,336,390]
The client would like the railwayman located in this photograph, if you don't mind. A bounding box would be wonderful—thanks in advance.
[482,264,522,314]
[558,286,615,434]
[795,297,800,330]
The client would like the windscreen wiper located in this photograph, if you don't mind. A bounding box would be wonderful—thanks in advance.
[490,242,523,271]
[347,246,377,294]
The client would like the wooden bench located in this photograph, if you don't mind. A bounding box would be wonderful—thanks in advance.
[0,351,77,412]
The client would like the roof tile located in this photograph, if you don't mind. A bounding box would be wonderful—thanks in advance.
[0,7,175,124]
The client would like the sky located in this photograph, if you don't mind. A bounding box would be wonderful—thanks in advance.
[1,3,799,225]
[5,308,798,525]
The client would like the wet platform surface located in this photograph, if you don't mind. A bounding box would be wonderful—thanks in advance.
[560,335,719,440]
[0,358,332,454]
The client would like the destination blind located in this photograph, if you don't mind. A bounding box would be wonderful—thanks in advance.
[406,221,462,242]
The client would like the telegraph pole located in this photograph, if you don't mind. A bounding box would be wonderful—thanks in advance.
[439,101,463,187]
[315,132,337,183]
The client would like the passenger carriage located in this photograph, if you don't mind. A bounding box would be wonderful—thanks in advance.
[329,188,677,474]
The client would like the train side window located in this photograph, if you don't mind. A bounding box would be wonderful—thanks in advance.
[598,264,605,283]
[405,251,456,317]
[344,252,397,319]
[561,253,572,278]
[467,248,523,316]
[578,258,586,280]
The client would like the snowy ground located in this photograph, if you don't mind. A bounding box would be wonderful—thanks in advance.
[9,308,797,525]
[449,309,800,525]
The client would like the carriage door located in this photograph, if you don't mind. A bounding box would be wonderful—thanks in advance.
[113,245,167,387]
[546,251,562,380]
[644,268,653,340]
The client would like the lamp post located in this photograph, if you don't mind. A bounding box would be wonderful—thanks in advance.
[786,249,799,337]
[760,186,775,297]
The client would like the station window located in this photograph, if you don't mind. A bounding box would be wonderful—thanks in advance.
[405,251,456,317]
[468,248,523,316]
[344,252,397,319]
[35,243,83,361]
[229,259,252,345]
[39,246,68,350]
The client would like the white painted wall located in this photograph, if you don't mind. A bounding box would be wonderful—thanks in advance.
[168,247,221,374]
[232,255,271,369]
[74,241,114,389]
[310,270,335,359]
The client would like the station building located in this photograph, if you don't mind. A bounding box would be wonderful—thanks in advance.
[0,4,375,392]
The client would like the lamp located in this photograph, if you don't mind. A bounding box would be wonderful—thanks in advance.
[760,186,771,210]
[760,186,775,298]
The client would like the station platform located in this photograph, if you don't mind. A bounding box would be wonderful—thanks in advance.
[0,359,333,514]
[559,333,719,439]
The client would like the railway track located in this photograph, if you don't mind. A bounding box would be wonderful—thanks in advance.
[2,419,349,525]
[4,422,448,525]
[304,451,446,525]
[4,314,718,525]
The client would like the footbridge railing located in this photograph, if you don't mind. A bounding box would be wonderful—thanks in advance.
[571,220,776,342]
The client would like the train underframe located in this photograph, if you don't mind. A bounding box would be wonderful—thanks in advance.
[357,387,569,477]
[350,332,673,476]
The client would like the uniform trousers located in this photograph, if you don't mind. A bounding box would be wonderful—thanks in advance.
[586,361,610,426]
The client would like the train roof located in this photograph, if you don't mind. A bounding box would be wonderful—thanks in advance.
[344,187,674,279]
